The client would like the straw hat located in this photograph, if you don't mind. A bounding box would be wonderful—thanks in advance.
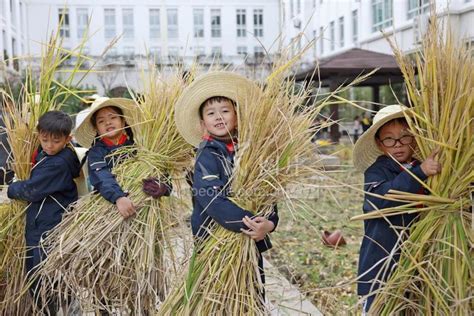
[174,71,261,147]
[74,97,137,148]
[353,104,411,172]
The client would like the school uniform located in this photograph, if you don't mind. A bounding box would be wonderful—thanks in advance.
[7,146,81,299]
[192,136,279,286]
[358,155,427,310]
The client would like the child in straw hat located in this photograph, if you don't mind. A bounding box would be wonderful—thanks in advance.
[174,71,279,291]
[7,110,81,314]
[75,97,171,220]
[352,104,442,313]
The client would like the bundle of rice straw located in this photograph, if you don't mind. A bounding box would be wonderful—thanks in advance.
[354,11,473,315]
[157,52,339,314]
[37,66,194,314]
[0,29,94,314]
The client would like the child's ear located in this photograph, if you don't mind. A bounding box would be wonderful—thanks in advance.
[375,138,384,151]
[200,120,207,132]
[66,135,73,143]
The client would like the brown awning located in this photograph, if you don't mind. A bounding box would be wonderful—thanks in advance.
[295,48,404,86]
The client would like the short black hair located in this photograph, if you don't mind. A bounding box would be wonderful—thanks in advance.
[199,96,236,119]
[90,106,124,128]
[375,117,408,139]
[37,110,73,137]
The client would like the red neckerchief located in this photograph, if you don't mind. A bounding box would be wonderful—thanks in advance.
[101,133,128,147]
[203,135,236,154]
[31,148,39,166]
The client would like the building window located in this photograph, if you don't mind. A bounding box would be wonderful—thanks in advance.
[149,9,160,40]
[313,30,317,56]
[167,9,178,38]
[104,9,116,40]
[150,46,161,61]
[338,16,344,48]
[237,46,247,56]
[194,46,205,57]
[352,9,358,43]
[290,0,294,18]
[253,9,263,37]
[211,46,221,57]
[371,0,393,32]
[319,26,324,55]
[123,46,134,59]
[297,0,301,14]
[122,8,134,40]
[168,46,179,58]
[236,9,246,38]
[58,8,70,38]
[407,0,430,19]
[77,8,88,39]
[211,9,221,38]
[329,21,335,51]
[254,46,264,59]
[193,9,204,38]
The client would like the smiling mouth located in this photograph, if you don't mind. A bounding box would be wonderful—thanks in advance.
[215,123,225,128]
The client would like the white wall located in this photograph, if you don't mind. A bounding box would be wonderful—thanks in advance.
[282,0,474,60]
[0,0,27,79]
[20,0,281,93]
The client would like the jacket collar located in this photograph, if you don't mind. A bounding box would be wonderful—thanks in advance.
[375,155,420,173]
[202,135,236,154]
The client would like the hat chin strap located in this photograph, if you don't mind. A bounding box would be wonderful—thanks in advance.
[207,131,237,143]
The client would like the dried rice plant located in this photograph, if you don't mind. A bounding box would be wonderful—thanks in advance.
[0,27,94,315]
[36,66,194,314]
[354,11,473,315]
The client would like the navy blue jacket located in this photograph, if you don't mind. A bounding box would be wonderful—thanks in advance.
[357,155,427,295]
[8,146,81,245]
[87,138,134,204]
[192,138,279,253]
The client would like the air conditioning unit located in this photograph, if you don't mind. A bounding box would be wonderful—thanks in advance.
[293,18,301,29]
[413,14,430,44]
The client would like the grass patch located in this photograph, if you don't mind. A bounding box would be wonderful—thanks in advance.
[268,165,364,314]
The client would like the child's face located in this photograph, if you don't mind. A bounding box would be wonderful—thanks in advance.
[39,132,72,156]
[376,121,415,163]
[94,107,126,141]
[200,99,237,138]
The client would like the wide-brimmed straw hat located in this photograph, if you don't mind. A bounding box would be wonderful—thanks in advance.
[353,104,412,172]
[174,71,261,147]
[74,97,137,148]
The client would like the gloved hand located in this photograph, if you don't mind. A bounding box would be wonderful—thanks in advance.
[142,177,170,199]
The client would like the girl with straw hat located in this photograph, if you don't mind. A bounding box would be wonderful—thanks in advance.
[353,104,441,314]
[75,96,171,218]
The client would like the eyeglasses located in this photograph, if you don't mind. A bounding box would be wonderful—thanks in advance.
[379,135,414,147]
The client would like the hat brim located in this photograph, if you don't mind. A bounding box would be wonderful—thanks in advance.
[353,109,412,172]
[74,98,138,148]
[174,72,261,147]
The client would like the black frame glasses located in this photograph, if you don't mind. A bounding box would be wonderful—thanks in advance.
[379,135,414,147]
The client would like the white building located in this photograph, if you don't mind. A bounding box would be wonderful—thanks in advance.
[282,0,474,61]
[18,0,282,94]
[0,0,28,80]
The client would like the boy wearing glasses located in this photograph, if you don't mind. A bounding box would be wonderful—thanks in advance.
[352,105,441,314]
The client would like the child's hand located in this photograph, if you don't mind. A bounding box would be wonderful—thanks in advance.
[142,177,170,198]
[421,148,442,177]
[241,216,275,241]
[116,196,136,219]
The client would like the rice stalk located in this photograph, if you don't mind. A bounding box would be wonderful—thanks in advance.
[36,67,194,314]
[355,10,473,315]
